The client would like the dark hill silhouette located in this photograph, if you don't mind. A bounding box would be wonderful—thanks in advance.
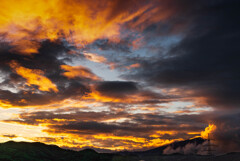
[0,141,112,161]
[0,139,239,161]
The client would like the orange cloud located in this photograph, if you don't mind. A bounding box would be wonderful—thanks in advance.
[9,60,58,92]
[0,100,12,108]
[83,52,117,70]
[10,40,40,55]
[82,87,157,104]
[83,52,107,63]
[201,124,216,139]
[34,127,180,151]
[132,37,144,50]
[40,132,178,151]
[61,65,100,80]
[0,0,154,54]
[84,90,122,103]
[126,63,141,69]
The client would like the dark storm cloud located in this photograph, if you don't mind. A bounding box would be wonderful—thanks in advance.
[0,81,88,106]
[5,109,128,125]
[117,0,240,150]
[95,81,138,98]
[92,81,173,105]
[4,109,205,139]
[0,39,91,106]
[126,0,240,109]
[46,121,155,135]
[0,40,67,72]
[89,39,131,53]
[210,112,240,153]
[1,134,17,139]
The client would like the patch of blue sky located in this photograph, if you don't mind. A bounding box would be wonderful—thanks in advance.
[75,58,122,81]
[62,33,183,82]
[139,35,183,58]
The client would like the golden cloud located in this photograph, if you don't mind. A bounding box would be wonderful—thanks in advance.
[0,0,156,54]
[9,60,58,92]
[61,65,100,80]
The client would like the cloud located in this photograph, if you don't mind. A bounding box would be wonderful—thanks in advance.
[125,0,240,110]
[61,65,101,81]
[210,112,240,153]
[1,134,17,139]
[125,63,141,70]
[83,52,107,64]
[0,0,168,54]
[0,40,90,107]
[4,108,205,139]
[10,60,58,92]
[95,81,138,98]
[90,39,131,53]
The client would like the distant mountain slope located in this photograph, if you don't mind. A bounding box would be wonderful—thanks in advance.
[117,137,205,156]
[143,137,205,155]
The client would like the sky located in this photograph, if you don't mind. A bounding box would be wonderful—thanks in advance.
[0,0,239,153]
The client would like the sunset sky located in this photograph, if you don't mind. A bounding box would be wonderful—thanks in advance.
[0,0,239,152]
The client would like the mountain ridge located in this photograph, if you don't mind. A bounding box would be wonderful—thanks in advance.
[117,137,205,155]
[0,140,111,161]
[0,138,240,161]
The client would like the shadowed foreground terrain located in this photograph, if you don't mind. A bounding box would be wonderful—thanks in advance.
[0,140,239,161]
